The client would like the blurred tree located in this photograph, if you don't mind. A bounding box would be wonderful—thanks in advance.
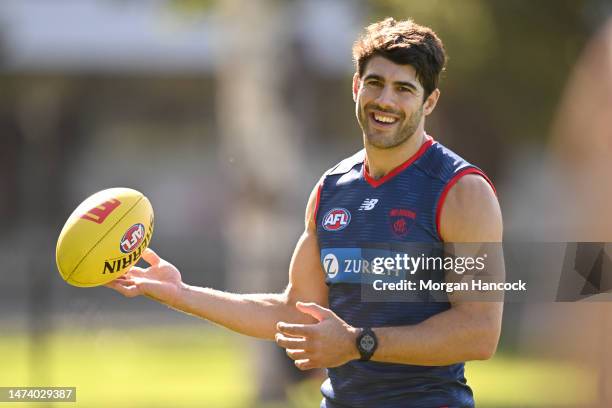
[168,0,217,14]
[214,0,310,404]
[367,0,591,176]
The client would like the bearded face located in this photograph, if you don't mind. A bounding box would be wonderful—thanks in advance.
[357,98,424,149]
[354,56,428,149]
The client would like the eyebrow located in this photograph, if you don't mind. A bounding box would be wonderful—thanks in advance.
[363,74,419,92]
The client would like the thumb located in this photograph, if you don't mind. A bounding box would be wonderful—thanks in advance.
[141,248,161,267]
[296,302,333,322]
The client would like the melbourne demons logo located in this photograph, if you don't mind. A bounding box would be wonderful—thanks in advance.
[120,223,145,253]
[322,208,351,231]
[389,208,416,237]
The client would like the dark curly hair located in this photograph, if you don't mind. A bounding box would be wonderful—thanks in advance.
[352,17,446,99]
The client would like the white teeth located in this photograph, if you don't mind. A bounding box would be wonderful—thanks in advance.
[373,113,397,124]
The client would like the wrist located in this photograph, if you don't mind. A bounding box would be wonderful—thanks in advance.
[347,326,362,361]
[168,282,189,309]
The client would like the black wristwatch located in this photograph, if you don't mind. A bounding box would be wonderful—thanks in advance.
[356,328,378,361]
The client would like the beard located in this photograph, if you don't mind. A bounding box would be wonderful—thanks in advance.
[357,102,423,149]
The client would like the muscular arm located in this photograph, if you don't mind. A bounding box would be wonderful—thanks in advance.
[370,174,504,365]
[107,183,328,341]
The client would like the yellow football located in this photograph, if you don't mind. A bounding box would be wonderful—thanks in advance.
[56,187,154,287]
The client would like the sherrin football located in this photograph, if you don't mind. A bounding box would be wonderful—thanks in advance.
[56,188,154,287]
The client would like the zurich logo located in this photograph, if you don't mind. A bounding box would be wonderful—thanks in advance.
[322,208,351,231]
[322,253,339,278]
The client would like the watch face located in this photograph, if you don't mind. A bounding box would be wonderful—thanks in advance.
[360,334,376,352]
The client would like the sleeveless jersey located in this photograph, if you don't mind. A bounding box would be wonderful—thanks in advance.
[315,136,493,408]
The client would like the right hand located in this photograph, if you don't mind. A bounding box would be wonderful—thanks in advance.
[105,248,183,306]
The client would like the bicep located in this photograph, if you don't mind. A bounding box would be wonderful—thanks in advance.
[439,174,504,338]
[284,180,328,309]
[285,230,328,308]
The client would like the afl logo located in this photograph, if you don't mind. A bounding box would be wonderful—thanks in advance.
[120,223,145,254]
[322,208,351,231]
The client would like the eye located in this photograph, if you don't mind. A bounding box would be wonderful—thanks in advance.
[397,85,413,93]
[365,79,383,88]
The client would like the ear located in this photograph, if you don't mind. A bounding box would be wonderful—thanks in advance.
[423,88,440,116]
[352,73,360,102]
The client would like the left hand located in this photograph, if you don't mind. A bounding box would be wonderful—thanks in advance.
[275,302,360,370]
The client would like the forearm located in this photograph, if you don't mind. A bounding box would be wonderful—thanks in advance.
[371,305,501,366]
[165,284,311,340]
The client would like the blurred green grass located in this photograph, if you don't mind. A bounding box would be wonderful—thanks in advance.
[0,325,598,408]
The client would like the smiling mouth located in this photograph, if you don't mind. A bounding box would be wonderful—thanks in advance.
[370,112,399,126]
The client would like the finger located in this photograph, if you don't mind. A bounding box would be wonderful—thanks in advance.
[295,302,333,322]
[285,349,308,361]
[126,266,147,278]
[105,280,141,297]
[277,322,315,337]
[141,248,161,266]
[294,359,314,371]
[105,278,134,289]
[113,279,135,286]
[275,333,309,350]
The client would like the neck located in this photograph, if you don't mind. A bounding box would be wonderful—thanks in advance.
[364,129,427,179]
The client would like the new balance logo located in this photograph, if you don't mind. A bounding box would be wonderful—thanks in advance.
[358,198,379,211]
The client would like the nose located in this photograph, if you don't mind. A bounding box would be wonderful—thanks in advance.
[374,84,396,110]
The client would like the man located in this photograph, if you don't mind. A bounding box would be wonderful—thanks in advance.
[108,17,503,408]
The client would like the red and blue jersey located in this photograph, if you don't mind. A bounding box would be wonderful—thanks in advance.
[315,136,494,408]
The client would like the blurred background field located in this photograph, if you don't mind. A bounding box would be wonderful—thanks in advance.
[2,0,612,406]
[0,322,600,408]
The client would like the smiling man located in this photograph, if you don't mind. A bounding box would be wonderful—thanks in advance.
[107,18,503,408]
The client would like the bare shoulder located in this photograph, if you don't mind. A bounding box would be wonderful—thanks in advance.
[439,174,502,242]
[305,178,323,232]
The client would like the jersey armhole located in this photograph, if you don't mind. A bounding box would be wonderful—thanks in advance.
[434,167,496,241]
[313,177,325,226]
